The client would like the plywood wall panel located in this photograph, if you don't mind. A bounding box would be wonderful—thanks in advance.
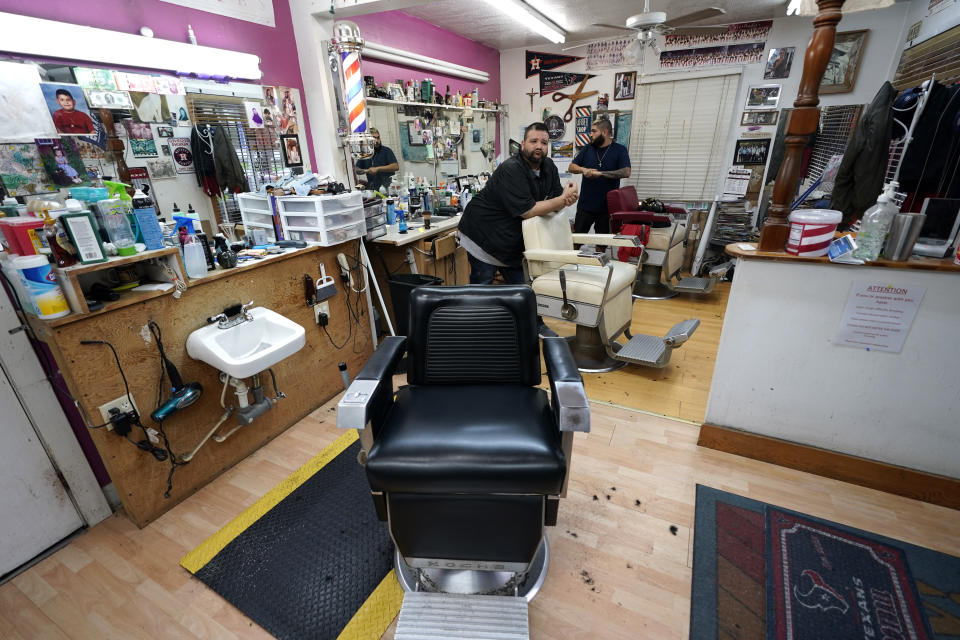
[38,245,373,527]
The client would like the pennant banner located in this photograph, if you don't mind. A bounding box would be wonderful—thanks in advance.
[540,71,593,96]
[526,50,583,78]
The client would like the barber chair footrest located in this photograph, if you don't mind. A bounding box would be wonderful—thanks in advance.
[672,276,715,294]
[615,334,668,367]
[395,592,530,640]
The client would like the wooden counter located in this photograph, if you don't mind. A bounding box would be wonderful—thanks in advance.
[28,243,373,527]
[726,242,960,272]
[371,214,462,246]
[703,243,960,507]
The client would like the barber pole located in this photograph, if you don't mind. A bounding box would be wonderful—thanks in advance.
[330,21,373,159]
[341,50,367,134]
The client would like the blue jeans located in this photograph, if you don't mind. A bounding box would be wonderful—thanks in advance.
[467,252,526,285]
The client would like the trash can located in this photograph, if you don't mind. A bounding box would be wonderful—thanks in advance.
[387,273,442,336]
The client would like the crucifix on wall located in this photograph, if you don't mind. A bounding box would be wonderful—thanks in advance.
[526,89,538,112]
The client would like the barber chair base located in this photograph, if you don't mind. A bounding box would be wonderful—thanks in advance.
[633,264,678,300]
[565,326,627,374]
[394,535,550,602]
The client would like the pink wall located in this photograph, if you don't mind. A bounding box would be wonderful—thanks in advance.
[345,11,500,103]
[0,0,314,162]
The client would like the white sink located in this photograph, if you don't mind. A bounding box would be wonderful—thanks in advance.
[186,307,306,379]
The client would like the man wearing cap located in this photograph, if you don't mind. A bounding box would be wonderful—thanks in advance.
[355,127,399,193]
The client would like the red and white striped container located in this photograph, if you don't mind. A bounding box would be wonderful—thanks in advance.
[786,209,842,256]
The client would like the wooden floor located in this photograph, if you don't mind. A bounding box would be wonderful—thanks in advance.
[3,391,959,639]
[541,282,731,423]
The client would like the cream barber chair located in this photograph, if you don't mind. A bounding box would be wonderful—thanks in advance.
[523,211,700,372]
[659,222,733,295]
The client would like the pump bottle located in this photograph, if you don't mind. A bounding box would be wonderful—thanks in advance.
[852,183,899,261]
[42,211,76,267]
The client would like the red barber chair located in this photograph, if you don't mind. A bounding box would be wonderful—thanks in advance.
[607,187,686,299]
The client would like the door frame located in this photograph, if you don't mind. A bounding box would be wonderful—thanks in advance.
[0,291,111,529]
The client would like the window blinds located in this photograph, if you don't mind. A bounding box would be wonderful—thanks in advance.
[893,23,960,90]
[627,72,739,202]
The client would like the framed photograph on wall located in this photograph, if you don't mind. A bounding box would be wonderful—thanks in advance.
[822,30,869,94]
[741,110,779,126]
[280,134,303,168]
[733,138,771,165]
[745,84,781,110]
[407,121,424,146]
[613,71,636,101]
[763,47,795,79]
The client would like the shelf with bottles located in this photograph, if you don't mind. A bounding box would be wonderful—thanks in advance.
[51,246,187,322]
[366,97,503,114]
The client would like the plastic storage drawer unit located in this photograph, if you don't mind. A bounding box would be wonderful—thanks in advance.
[277,192,365,246]
[237,193,279,242]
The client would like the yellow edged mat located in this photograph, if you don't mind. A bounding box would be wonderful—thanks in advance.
[180,429,402,639]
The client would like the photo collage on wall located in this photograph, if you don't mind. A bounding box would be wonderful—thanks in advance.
[0,58,302,202]
[659,20,772,71]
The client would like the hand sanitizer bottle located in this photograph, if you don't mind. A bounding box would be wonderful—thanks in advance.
[852,184,899,261]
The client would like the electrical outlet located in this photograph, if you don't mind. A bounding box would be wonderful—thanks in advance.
[98,395,138,431]
[314,301,330,324]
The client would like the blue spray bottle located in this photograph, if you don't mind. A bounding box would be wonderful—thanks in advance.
[397,206,408,234]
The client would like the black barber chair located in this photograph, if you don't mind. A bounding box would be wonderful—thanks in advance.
[338,285,589,600]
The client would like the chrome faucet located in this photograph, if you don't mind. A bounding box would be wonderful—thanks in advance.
[212,300,255,329]
[240,300,255,322]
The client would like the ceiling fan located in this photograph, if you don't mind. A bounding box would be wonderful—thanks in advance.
[588,1,733,57]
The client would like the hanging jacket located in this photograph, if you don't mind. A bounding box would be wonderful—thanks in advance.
[831,81,897,226]
[191,125,250,196]
[898,82,960,209]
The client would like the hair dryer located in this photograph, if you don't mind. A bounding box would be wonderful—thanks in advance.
[149,324,202,423]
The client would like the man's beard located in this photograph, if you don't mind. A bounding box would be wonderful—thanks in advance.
[520,147,542,166]
[374,141,382,151]
[591,134,606,148]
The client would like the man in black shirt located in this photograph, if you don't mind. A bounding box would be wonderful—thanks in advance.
[459,122,578,285]
[568,118,631,235]
[355,127,399,193]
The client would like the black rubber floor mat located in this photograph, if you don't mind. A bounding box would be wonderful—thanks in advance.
[188,439,394,639]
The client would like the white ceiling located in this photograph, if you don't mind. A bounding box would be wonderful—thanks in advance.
[401,0,787,50]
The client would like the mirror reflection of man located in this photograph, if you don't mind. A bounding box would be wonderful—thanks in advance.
[355,127,399,193]
[568,118,631,234]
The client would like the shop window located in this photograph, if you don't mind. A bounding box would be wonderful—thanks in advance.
[627,72,740,202]
[187,94,285,222]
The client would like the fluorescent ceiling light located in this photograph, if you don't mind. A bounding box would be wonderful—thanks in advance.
[0,11,262,79]
[363,41,490,83]
[482,0,567,44]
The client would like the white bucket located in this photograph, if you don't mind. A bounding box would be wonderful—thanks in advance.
[786,209,842,257]
[11,254,70,319]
